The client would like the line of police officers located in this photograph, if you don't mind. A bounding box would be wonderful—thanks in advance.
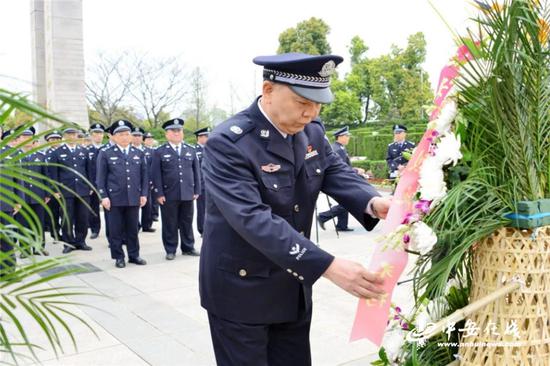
[0,119,209,270]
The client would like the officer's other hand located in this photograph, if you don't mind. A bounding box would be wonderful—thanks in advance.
[45,197,51,204]
[372,196,392,219]
[140,196,147,207]
[101,198,111,211]
[12,204,22,215]
[193,194,199,200]
[157,196,166,205]
[54,192,61,199]
[323,258,385,300]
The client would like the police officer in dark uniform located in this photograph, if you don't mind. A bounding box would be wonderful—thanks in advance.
[131,126,155,232]
[19,126,50,256]
[386,124,415,179]
[43,130,63,239]
[193,127,209,236]
[96,120,148,268]
[143,132,159,222]
[199,53,391,365]
[48,127,93,254]
[317,126,355,231]
[0,129,24,276]
[151,119,201,260]
[87,123,105,239]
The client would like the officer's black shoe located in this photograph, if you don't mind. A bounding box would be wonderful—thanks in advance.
[337,227,354,232]
[90,232,99,239]
[317,215,326,230]
[79,244,93,251]
[152,216,159,222]
[182,250,200,257]
[62,246,73,254]
[142,228,156,233]
[129,257,147,265]
[115,259,126,268]
[166,253,176,261]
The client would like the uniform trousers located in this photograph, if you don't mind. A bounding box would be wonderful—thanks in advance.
[61,196,89,249]
[160,200,194,254]
[108,205,140,260]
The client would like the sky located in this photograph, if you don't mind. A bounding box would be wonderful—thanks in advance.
[0,0,476,115]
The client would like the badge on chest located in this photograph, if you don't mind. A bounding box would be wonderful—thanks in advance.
[261,163,281,173]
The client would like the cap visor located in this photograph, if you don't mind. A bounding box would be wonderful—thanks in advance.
[289,85,334,104]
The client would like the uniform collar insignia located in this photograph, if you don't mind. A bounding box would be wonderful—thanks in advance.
[260,163,281,173]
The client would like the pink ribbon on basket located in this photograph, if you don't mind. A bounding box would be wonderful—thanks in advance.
[349,45,471,345]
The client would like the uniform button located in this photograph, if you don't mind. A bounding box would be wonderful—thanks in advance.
[273,184,278,189]
[299,276,304,281]
[179,172,182,175]
[73,164,77,167]
[286,269,292,273]
[180,180,183,182]
[126,170,130,172]
[30,184,33,187]
[239,269,247,277]
[75,178,78,181]
[293,272,298,277]
[294,204,300,213]
[316,168,321,174]
[126,162,129,165]
[179,166,182,168]
[127,177,130,180]
[127,185,131,188]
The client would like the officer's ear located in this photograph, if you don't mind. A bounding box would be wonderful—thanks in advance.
[262,80,275,100]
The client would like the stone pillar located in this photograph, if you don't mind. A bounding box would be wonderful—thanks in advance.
[31,0,88,129]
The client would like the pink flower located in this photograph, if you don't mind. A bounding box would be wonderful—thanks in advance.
[414,200,432,214]
[401,322,410,330]
[402,212,420,225]
[403,234,411,244]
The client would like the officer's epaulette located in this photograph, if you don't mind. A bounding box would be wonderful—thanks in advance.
[218,118,255,142]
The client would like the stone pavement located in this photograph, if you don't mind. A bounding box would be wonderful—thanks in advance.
[7,192,415,366]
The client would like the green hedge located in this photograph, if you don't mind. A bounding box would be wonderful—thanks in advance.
[351,160,388,179]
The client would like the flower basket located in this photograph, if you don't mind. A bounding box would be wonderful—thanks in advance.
[459,225,550,365]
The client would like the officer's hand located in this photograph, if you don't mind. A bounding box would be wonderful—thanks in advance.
[44,197,51,204]
[323,258,385,300]
[193,194,199,200]
[54,192,61,199]
[157,196,166,205]
[371,196,392,219]
[140,196,147,208]
[101,198,111,211]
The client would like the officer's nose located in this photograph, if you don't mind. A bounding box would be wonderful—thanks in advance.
[303,103,321,119]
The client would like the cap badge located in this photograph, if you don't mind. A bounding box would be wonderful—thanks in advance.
[230,126,242,135]
[118,121,124,126]
[319,60,336,77]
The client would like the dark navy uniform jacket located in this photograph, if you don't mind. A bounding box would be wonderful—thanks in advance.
[151,143,201,201]
[386,140,415,174]
[21,151,49,204]
[0,147,24,212]
[96,145,149,207]
[86,144,104,189]
[199,99,381,324]
[332,141,351,166]
[47,144,92,198]
[194,144,205,192]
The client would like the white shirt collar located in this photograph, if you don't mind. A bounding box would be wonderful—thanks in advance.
[117,144,129,153]
[258,98,287,138]
[133,144,143,150]
[93,143,102,149]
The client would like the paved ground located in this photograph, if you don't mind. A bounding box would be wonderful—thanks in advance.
[3,192,416,366]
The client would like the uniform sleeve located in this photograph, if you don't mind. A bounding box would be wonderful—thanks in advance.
[151,149,163,199]
[203,134,334,287]
[96,151,108,199]
[140,153,148,197]
[192,152,201,195]
[321,137,381,231]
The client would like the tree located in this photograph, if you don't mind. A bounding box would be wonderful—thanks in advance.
[277,17,332,55]
[85,52,133,125]
[320,80,362,125]
[189,67,208,131]
[127,53,188,128]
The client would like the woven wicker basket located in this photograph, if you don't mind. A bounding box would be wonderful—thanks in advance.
[459,226,550,365]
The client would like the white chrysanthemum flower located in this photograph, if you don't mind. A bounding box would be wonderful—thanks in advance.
[433,100,458,134]
[418,157,447,202]
[409,222,438,255]
[383,328,405,362]
[435,132,463,167]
